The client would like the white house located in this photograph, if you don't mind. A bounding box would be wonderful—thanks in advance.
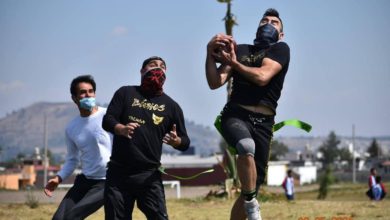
[292,165,317,185]
[161,154,223,168]
[267,160,317,186]
[266,161,289,186]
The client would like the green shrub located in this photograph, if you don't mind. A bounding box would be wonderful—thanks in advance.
[25,187,39,209]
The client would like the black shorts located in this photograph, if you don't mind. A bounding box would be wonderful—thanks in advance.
[220,102,274,189]
[104,162,168,220]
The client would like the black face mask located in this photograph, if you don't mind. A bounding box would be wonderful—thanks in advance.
[253,23,279,48]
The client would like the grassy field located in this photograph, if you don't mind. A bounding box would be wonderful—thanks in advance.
[0,183,389,220]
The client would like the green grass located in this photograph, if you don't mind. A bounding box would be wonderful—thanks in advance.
[0,183,389,220]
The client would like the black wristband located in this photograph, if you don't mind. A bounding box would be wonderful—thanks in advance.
[56,175,63,183]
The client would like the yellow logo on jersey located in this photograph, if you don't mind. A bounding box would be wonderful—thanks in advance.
[132,98,165,111]
[240,50,266,65]
[152,113,164,125]
[128,116,145,124]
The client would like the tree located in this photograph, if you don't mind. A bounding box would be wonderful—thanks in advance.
[0,145,3,162]
[317,165,335,200]
[318,131,340,168]
[366,138,382,158]
[338,147,353,170]
[17,152,26,160]
[270,140,289,161]
[339,147,352,162]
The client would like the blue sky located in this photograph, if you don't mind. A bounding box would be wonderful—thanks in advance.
[1,0,389,137]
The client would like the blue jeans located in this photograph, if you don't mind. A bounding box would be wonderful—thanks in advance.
[286,193,294,200]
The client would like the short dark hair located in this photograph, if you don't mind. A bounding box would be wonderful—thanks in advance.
[263,8,283,32]
[141,56,166,69]
[70,75,96,96]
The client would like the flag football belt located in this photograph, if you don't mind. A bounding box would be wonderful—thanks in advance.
[214,115,312,155]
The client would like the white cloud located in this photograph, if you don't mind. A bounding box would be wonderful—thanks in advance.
[112,26,128,36]
[0,80,26,93]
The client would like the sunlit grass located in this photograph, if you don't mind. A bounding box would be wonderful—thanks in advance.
[0,183,389,220]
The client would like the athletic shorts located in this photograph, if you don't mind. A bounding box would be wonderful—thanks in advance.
[220,102,274,190]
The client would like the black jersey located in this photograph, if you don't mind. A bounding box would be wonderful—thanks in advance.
[229,42,290,113]
[103,86,190,171]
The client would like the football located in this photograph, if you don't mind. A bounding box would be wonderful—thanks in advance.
[213,40,237,62]
[214,42,232,53]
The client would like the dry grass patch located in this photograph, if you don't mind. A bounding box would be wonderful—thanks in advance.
[0,199,389,220]
[0,183,389,220]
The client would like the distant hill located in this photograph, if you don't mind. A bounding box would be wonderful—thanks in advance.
[0,102,78,160]
[0,102,221,161]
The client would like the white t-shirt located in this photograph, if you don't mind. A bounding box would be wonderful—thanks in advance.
[285,177,294,195]
[57,107,112,180]
[369,175,376,188]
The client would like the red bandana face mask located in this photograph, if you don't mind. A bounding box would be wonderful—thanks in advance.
[140,67,166,96]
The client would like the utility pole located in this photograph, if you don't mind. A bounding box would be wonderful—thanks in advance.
[221,0,237,100]
[377,139,380,160]
[217,0,238,188]
[352,124,356,183]
[43,114,48,187]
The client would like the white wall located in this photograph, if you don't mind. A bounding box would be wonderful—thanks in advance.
[267,164,287,186]
[293,166,317,185]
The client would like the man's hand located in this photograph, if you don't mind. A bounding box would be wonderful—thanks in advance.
[205,33,235,89]
[163,124,181,148]
[44,175,61,197]
[207,33,235,62]
[218,41,237,66]
[115,123,140,139]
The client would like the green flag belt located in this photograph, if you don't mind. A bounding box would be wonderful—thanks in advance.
[273,119,312,133]
[158,117,311,180]
[158,166,215,180]
[214,115,312,154]
[214,115,312,134]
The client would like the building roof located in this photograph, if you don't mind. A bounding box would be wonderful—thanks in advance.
[34,165,60,171]
[268,161,290,166]
[381,160,390,166]
[161,154,223,168]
